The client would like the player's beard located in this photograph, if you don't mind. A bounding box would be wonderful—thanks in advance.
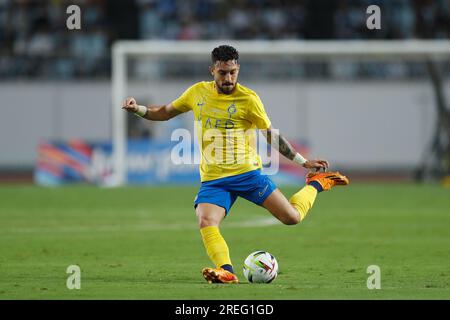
[219,82,235,94]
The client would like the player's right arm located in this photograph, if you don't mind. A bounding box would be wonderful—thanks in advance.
[121,97,183,121]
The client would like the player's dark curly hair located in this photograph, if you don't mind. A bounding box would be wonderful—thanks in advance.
[211,45,239,64]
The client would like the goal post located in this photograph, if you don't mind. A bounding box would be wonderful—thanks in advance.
[111,40,450,186]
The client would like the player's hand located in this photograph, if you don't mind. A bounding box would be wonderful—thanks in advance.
[302,159,329,171]
[122,97,138,113]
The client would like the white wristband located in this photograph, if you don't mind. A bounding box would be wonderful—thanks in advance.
[293,153,307,166]
[135,105,147,117]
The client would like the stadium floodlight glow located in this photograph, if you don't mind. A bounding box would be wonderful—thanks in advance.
[111,40,450,186]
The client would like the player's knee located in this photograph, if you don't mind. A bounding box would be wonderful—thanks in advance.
[197,212,219,228]
[195,204,226,228]
[281,211,301,225]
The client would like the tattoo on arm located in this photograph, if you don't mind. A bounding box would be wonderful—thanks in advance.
[264,129,296,161]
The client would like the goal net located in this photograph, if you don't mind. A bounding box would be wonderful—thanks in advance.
[110,40,450,186]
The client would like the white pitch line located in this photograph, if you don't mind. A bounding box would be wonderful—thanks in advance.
[0,217,280,235]
[227,217,280,228]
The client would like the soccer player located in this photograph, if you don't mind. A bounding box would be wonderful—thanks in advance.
[122,45,349,284]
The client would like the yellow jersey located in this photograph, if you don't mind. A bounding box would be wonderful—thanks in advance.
[172,81,271,182]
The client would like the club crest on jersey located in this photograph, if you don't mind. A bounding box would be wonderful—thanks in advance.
[227,103,237,117]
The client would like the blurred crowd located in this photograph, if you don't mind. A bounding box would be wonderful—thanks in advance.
[0,0,450,79]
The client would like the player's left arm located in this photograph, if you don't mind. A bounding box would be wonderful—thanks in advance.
[248,93,328,170]
[262,127,329,170]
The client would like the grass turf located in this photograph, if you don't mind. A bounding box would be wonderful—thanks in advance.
[0,183,449,299]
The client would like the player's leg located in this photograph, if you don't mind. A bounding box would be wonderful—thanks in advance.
[194,181,239,283]
[196,203,239,283]
[196,203,230,270]
[232,170,299,224]
[235,170,308,224]
[261,171,349,224]
[262,186,317,224]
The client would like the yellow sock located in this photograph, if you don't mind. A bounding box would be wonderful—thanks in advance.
[200,226,232,268]
[289,185,318,221]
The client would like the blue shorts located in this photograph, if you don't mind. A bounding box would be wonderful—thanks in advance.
[194,169,277,215]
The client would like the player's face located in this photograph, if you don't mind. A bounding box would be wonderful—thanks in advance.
[210,60,240,94]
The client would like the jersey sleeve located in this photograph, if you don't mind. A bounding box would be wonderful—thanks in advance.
[171,84,196,112]
[247,94,271,129]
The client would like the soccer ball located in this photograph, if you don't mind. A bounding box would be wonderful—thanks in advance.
[243,251,279,283]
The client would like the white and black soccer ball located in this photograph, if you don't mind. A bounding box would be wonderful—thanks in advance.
[243,251,279,283]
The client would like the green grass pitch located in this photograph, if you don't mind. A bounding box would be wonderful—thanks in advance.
[0,183,449,299]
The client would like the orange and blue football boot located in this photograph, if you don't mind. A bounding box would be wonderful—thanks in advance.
[306,171,349,191]
[202,267,239,284]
